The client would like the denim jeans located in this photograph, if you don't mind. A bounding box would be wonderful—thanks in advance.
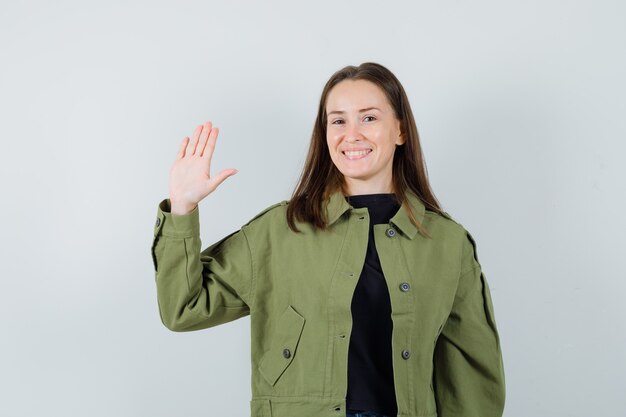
[346,409,391,417]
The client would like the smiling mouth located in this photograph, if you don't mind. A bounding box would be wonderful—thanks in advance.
[342,149,372,160]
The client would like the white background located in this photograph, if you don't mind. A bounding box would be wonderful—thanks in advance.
[1,1,624,416]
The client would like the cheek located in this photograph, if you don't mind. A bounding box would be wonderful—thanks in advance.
[326,136,340,151]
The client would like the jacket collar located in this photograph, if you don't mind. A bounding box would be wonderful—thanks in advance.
[324,188,426,240]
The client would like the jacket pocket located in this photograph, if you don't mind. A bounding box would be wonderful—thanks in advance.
[151,235,166,272]
[250,398,271,417]
[258,304,305,387]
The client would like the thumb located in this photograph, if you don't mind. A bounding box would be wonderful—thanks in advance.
[207,168,238,192]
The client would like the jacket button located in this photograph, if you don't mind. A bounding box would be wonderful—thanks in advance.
[399,282,411,292]
[402,350,411,359]
[385,227,396,237]
[282,348,291,359]
[155,217,161,227]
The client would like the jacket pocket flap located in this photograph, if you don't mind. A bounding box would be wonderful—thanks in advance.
[258,305,305,386]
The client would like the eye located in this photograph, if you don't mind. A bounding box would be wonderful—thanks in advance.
[331,119,344,125]
[364,115,376,122]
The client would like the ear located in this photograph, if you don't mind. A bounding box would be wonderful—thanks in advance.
[396,121,406,146]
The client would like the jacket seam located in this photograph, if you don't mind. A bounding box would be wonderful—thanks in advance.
[459,263,480,280]
[457,230,466,282]
[253,394,331,399]
[161,231,198,238]
[241,225,257,313]
[324,216,350,398]
[183,237,192,294]
[446,230,465,307]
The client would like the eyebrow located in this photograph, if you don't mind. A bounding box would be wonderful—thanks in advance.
[327,107,382,116]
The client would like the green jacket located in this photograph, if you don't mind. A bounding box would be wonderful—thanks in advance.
[151,188,506,417]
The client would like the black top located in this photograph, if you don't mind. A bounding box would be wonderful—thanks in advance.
[344,193,400,417]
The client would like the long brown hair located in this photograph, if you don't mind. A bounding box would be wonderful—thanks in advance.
[286,62,444,237]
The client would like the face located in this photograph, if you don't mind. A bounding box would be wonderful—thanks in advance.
[325,79,405,196]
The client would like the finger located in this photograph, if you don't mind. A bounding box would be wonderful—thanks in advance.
[185,124,202,157]
[202,126,219,159]
[194,121,213,157]
[207,168,238,192]
[177,137,189,159]
[198,125,216,158]
[186,123,206,157]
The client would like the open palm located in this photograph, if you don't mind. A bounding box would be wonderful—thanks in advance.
[169,121,237,215]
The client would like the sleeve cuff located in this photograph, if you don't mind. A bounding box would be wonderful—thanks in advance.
[154,198,200,238]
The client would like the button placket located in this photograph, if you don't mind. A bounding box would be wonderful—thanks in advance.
[154,212,165,237]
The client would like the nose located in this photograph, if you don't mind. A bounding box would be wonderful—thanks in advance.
[344,120,363,142]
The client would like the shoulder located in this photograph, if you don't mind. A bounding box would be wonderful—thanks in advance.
[424,209,480,261]
[242,199,289,228]
[423,208,466,237]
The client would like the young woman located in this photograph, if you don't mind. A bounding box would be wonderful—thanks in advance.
[151,62,506,417]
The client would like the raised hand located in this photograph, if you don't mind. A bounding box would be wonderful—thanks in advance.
[168,121,238,215]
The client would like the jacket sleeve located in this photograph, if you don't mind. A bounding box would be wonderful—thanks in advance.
[433,229,506,417]
[151,198,254,332]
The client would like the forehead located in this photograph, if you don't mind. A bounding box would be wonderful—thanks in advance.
[326,79,388,111]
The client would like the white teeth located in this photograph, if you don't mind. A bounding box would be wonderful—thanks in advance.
[343,149,371,157]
